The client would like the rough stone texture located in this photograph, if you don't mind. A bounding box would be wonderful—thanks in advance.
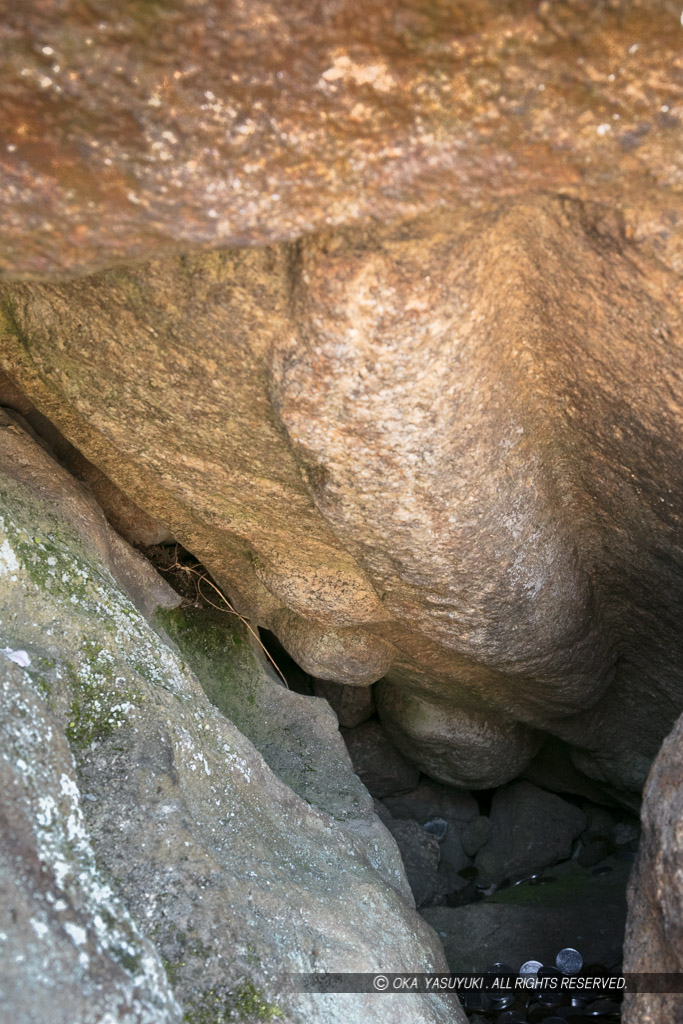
[460,816,493,859]
[383,779,479,827]
[2,188,682,796]
[623,710,683,1024]
[474,782,587,883]
[422,859,630,973]
[0,370,171,548]
[1,1,682,279]
[342,719,419,798]
[383,819,446,909]
[312,678,376,728]
[0,658,183,1024]
[0,415,462,1024]
[380,786,476,903]
[436,828,471,893]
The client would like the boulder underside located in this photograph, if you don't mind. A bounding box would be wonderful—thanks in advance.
[1,196,682,800]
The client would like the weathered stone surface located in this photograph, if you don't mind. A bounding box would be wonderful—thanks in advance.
[0,1,682,278]
[383,779,478,827]
[312,678,376,728]
[423,859,630,973]
[623,710,683,1024]
[383,819,446,909]
[0,369,172,548]
[342,719,419,798]
[474,782,587,883]
[271,608,394,685]
[2,189,683,796]
[0,415,462,1024]
[436,828,471,893]
[460,816,493,859]
[0,659,182,1024]
[379,787,474,902]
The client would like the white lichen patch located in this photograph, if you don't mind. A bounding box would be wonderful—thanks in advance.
[0,671,182,1023]
[0,537,19,576]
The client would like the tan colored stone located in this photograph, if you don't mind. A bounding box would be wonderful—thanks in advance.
[623,710,683,1024]
[0,2,682,279]
[1,197,682,796]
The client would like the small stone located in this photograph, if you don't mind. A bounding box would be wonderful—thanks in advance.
[461,815,493,857]
[341,719,419,797]
[312,679,375,727]
[438,828,472,890]
[577,834,613,868]
[612,821,639,847]
[475,783,588,883]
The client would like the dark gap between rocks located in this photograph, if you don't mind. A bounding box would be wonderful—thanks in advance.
[332,709,636,1024]
[144,541,636,1024]
[148,542,635,1023]
[0,355,643,1024]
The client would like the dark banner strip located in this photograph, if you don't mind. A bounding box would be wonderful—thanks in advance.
[283,972,683,994]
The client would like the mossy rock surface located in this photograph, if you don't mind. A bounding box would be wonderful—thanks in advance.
[0,417,459,1024]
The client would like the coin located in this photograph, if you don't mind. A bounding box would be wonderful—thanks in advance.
[556,948,583,975]
[520,960,544,975]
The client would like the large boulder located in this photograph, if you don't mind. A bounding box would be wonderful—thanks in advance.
[1,193,682,797]
[0,413,461,1024]
[623,710,683,1024]
[473,782,587,884]
[0,1,681,278]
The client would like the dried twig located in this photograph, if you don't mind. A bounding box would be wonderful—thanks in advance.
[160,549,288,688]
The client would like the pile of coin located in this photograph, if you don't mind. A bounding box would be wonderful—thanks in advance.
[462,949,622,1023]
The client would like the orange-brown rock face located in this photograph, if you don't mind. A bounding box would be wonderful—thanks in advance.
[1,0,682,278]
[2,196,682,796]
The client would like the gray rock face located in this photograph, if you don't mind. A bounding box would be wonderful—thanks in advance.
[342,720,420,798]
[383,820,446,909]
[474,782,587,883]
[0,660,182,1024]
[390,787,476,892]
[312,679,376,728]
[437,829,471,892]
[460,817,493,859]
[623,710,683,1024]
[0,416,462,1024]
[383,780,479,826]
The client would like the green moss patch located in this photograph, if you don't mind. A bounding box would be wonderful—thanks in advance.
[182,980,282,1023]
